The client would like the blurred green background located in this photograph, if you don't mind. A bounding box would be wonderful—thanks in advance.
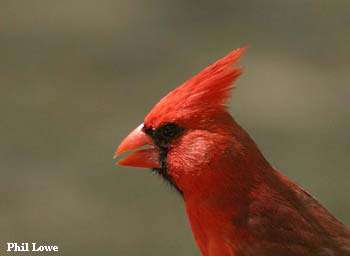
[1,1,349,255]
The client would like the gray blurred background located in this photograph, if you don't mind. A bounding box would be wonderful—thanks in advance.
[1,1,349,255]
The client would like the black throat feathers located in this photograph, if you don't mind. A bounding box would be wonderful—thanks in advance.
[143,123,184,195]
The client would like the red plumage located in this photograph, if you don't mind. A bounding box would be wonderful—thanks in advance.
[116,48,350,256]
[145,48,244,128]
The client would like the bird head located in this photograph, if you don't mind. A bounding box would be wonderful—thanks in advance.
[115,48,247,195]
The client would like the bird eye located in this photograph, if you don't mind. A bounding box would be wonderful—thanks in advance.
[160,123,179,138]
[154,123,184,146]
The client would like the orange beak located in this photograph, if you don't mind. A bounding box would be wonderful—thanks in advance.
[114,124,160,169]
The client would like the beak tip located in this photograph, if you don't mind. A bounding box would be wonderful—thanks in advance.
[116,159,126,166]
[113,149,121,159]
[114,123,159,169]
[114,144,125,155]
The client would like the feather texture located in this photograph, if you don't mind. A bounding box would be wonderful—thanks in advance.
[145,47,245,128]
[117,47,350,256]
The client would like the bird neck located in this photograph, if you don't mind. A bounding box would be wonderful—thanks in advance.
[180,120,275,252]
[183,149,273,256]
[181,118,273,201]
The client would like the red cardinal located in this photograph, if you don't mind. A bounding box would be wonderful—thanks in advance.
[115,48,350,255]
